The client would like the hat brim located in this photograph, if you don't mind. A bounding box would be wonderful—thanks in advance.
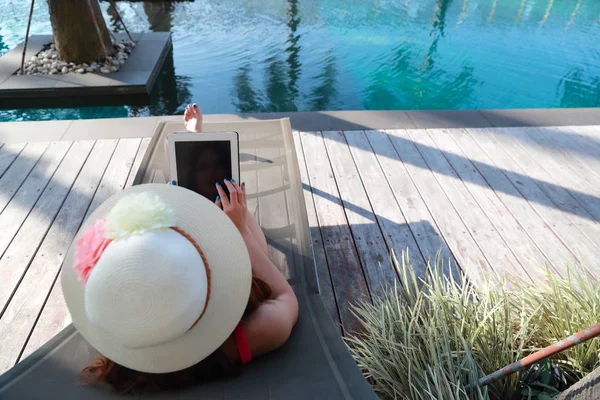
[62,184,252,373]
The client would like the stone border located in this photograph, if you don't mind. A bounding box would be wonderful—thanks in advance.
[0,108,599,143]
[0,32,172,109]
[202,108,600,131]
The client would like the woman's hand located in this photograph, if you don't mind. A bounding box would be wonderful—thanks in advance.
[216,180,248,234]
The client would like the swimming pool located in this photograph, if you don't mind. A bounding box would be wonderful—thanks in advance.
[0,0,599,122]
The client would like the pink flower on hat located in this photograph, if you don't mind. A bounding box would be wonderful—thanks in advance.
[74,219,112,284]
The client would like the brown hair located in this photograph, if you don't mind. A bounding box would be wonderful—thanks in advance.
[81,277,272,394]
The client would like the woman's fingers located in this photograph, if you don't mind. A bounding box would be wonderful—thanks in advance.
[215,196,222,209]
[242,182,248,207]
[215,183,230,208]
[233,181,246,206]
[224,180,238,204]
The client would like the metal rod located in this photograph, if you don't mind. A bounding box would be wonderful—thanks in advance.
[465,322,600,391]
[20,0,36,75]
[108,0,133,42]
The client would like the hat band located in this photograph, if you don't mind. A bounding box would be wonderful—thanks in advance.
[171,226,212,331]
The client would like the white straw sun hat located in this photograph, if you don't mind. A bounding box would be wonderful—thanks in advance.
[61,183,252,374]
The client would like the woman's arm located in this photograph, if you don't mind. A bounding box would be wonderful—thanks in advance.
[216,181,298,356]
[239,229,298,355]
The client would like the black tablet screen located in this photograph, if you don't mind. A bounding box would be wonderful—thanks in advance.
[175,141,232,201]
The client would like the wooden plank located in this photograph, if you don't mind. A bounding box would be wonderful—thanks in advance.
[0,141,71,260]
[83,138,142,221]
[365,130,459,277]
[300,131,369,333]
[346,130,435,280]
[0,140,97,372]
[0,142,48,214]
[346,130,447,282]
[18,268,68,362]
[21,139,139,360]
[558,125,600,151]
[386,129,493,287]
[445,128,578,275]
[322,130,397,297]
[466,128,600,274]
[569,125,600,140]
[481,128,600,256]
[125,137,151,189]
[556,126,600,183]
[505,127,600,223]
[533,126,600,195]
[406,129,527,280]
[0,143,26,179]
[292,131,340,331]
[427,129,553,280]
[257,135,293,279]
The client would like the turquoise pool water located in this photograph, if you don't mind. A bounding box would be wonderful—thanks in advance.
[0,0,599,122]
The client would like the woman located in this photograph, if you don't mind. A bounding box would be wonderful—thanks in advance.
[61,106,298,394]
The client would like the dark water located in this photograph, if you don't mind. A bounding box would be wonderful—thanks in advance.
[0,0,599,121]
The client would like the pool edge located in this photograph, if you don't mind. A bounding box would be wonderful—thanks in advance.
[1,108,600,143]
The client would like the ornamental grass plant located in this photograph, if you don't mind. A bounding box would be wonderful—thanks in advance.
[346,252,600,400]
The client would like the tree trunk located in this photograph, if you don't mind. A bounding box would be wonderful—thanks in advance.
[48,0,115,64]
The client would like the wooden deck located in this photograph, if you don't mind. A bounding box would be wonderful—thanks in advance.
[1,125,600,373]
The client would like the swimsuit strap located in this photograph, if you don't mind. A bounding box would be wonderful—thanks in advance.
[234,323,252,365]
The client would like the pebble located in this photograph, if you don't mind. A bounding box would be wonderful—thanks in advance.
[19,39,135,76]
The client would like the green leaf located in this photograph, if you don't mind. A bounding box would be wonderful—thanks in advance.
[540,361,551,386]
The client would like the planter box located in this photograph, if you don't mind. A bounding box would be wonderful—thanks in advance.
[0,32,172,109]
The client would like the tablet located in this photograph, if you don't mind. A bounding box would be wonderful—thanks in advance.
[167,132,240,201]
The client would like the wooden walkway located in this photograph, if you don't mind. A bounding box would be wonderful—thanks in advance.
[1,125,600,372]
[295,127,600,332]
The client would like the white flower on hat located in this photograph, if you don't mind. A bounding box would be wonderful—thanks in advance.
[104,192,176,239]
